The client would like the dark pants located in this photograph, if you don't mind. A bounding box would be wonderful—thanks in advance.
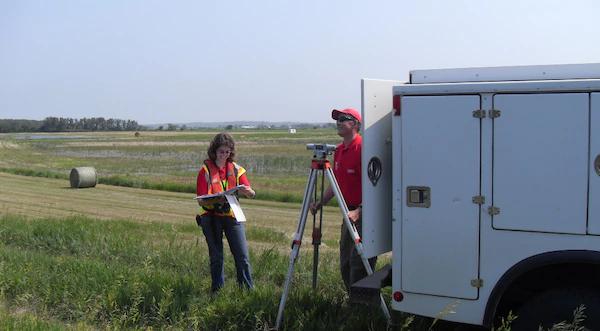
[199,215,253,292]
[340,216,377,292]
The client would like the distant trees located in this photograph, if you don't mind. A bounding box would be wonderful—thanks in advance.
[39,117,143,132]
[0,119,42,133]
[0,117,145,133]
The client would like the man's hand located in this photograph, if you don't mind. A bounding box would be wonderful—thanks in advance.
[309,201,321,215]
[347,208,361,223]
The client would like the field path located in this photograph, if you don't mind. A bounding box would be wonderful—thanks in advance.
[0,172,342,247]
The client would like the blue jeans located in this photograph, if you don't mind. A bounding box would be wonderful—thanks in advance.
[199,215,254,292]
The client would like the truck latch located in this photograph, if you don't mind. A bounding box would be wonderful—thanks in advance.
[407,186,431,208]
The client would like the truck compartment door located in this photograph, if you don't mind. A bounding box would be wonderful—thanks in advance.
[492,93,588,234]
[361,79,402,257]
[589,93,600,235]
[401,95,481,299]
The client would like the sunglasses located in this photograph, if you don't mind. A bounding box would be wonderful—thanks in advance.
[336,115,355,122]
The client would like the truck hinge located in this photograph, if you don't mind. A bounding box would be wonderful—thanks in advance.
[472,195,485,205]
[472,109,486,118]
[471,278,484,288]
[489,109,501,119]
[488,206,500,216]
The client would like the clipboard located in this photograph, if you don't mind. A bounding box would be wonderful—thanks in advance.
[194,185,245,200]
[194,185,247,222]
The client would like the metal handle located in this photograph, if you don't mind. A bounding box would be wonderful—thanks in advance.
[407,186,431,208]
[367,157,382,186]
[595,154,600,176]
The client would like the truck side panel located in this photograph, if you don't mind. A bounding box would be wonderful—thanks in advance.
[400,95,481,299]
[492,93,588,234]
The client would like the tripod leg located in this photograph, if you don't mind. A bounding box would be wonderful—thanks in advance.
[275,168,319,330]
[324,168,392,323]
[311,226,321,290]
[312,167,325,290]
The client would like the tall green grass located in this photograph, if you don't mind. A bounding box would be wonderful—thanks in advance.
[0,214,393,330]
[0,306,92,331]
[0,167,67,180]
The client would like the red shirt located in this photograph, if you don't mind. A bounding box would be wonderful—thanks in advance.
[196,164,250,196]
[333,134,362,207]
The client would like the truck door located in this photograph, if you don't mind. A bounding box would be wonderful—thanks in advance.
[492,93,588,234]
[400,95,481,299]
[361,79,402,257]
[590,93,600,235]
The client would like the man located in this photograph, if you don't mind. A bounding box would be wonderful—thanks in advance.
[310,107,376,292]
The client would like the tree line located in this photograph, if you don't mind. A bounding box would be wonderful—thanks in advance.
[0,117,144,133]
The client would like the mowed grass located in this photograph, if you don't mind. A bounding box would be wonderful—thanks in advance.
[0,129,340,203]
[0,172,342,250]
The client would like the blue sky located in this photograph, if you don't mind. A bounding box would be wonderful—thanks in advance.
[1,1,599,124]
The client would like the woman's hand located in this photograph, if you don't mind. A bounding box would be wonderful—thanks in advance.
[238,185,256,198]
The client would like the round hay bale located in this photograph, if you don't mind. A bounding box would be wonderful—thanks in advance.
[69,167,97,188]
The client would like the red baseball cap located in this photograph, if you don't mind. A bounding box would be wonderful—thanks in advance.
[332,108,361,123]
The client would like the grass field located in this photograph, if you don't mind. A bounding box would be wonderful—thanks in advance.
[0,172,342,251]
[0,147,408,331]
[0,212,391,330]
[0,129,340,202]
[0,172,406,330]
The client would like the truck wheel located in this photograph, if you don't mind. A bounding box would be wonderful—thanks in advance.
[511,287,600,331]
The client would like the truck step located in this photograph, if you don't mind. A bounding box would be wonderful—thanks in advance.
[350,264,392,305]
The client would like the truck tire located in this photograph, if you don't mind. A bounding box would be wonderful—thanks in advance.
[511,287,600,331]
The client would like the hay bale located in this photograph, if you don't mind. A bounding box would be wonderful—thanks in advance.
[70,167,97,188]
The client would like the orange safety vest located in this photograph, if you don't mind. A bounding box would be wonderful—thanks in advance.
[200,159,244,217]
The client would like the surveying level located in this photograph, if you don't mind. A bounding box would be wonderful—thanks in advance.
[274,143,391,330]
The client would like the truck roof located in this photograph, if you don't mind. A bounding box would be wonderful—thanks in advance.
[409,63,600,84]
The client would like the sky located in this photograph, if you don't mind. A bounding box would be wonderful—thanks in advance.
[1,1,599,125]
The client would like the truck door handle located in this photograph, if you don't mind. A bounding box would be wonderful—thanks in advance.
[407,186,431,208]
[595,154,600,176]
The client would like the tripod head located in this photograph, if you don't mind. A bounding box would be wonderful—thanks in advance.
[306,143,337,159]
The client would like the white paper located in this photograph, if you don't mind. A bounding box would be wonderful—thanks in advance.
[225,194,246,222]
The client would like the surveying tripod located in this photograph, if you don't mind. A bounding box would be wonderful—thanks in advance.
[274,144,391,330]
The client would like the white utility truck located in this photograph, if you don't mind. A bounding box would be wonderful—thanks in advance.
[357,63,600,329]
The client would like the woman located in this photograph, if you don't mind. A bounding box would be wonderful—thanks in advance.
[196,132,255,292]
